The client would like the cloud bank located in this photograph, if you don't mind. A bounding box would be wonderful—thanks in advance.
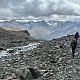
[0,0,80,19]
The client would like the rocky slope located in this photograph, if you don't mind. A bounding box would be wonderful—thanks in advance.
[0,35,80,80]
[0,27,35,48]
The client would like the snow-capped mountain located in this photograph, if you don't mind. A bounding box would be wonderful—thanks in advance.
[0,20,52,39]
[0,19,80,40]
[44,21,80,40]
[0,20,28,31]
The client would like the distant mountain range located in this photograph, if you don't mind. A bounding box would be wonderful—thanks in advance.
[0,20,80,40]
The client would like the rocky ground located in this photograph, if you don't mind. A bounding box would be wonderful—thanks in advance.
[0,34,80,80]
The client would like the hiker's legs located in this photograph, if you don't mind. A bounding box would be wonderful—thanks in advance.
[72,48,75,58]
[75,37,78,41]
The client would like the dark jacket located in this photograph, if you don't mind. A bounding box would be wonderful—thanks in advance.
[75,32,79,39]
[70,40,77,49]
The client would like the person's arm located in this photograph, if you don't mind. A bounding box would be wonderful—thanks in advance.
[70,42,72,47]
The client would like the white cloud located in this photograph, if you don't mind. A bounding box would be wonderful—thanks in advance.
[0,8,13,17]
[0,0,80,20]
[57,0,80,16]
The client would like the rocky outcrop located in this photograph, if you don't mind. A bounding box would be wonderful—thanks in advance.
[23,30,30,35]
[0,27,34,42]
[0,27,35,48]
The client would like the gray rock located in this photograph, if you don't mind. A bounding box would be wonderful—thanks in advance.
[28,68,42,79]
[7,49,15,53]
[0,47,6,50]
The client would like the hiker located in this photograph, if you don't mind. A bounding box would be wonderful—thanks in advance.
[70,39,77,58]
[74,32,79,41]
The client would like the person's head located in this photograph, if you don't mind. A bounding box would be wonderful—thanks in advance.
[76,32,79,35]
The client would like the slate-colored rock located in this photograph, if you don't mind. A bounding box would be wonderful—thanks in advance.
[28,68,40,79]
[0,48,5,50]
[8,49,15,53]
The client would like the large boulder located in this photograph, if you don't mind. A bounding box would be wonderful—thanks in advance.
[19,68,42,80]
[28,68,42,79]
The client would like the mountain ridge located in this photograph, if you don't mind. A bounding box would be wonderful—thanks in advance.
[0,20,80,40]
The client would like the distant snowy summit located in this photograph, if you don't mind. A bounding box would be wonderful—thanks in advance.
[0,19,80,40]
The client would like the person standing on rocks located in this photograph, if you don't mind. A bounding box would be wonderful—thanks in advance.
[70,39,77,58]
[74,32,79,41]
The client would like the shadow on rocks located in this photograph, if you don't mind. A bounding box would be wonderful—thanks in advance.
[19,68,42,80]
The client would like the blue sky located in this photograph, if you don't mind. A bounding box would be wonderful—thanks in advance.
[0,0,80,21]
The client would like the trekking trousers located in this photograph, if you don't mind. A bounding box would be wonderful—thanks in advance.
[72,48,75,58]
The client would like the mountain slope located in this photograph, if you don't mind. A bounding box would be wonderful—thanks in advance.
[29,35,80,79]
[1,35,80,79]
[44,21,80,40]
[0,27,34,43]
[44,26,78,40]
